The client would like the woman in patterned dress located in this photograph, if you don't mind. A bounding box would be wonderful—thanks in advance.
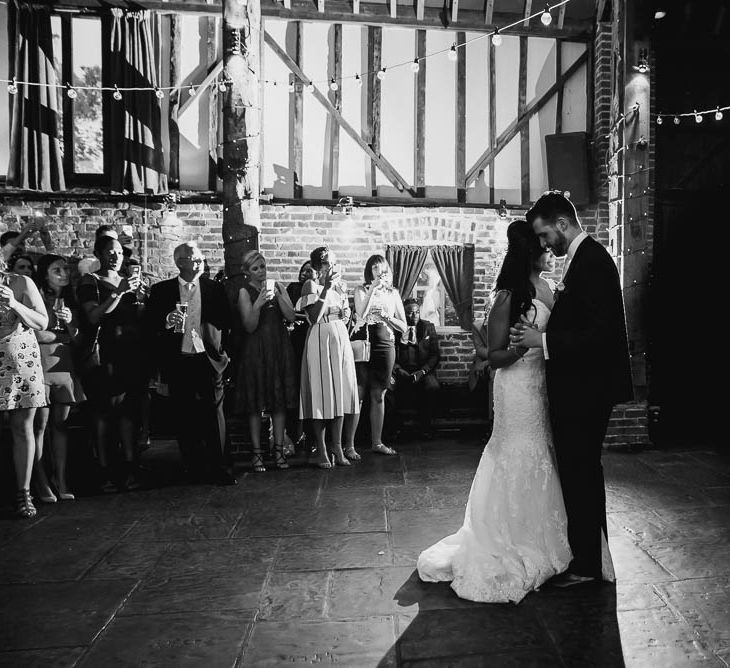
[299,247,360,468]
[31,255,86,503]
[0,257,49,518]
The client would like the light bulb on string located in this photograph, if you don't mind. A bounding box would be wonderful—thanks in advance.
[155,86,164,99]
[305,82,314,93]
[112,85,122,101]
[715,108,724,121]
[410,59,420,73]
[656,115,663,125]
[218,79,228,92]
[694,110,702,123]
[66,83,77,99]
[673,116,680,125]
[541,5,552,26]
[376,67,386,80]
[7,78,17,95]
[448,44,457,61]
[329,78,339,91]
[492,29,502,47]
[188,84,196,97]
[355,73,362,87]
[288,81,295,93]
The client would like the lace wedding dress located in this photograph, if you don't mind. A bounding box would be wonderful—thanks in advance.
[417,299,573,603]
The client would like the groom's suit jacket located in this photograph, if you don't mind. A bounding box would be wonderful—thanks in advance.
[545,235,633,409]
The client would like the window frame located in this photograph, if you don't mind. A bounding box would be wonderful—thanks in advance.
[59,12,112,188]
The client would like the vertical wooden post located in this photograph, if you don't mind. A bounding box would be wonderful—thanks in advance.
[455,31,466,202]
[287,22,303,199]
[519,36,529,204]
[207,14,219,191]
[367,26,382,197]
[168,15,182,189]
[554,39,563,133]
[414,30,426,197]
[488,40,496,203]
[329,24,342,198]
[222,0,261,277]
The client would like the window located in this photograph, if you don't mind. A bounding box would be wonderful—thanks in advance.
[410,250,459,327]
[0,3,9,180]
[51,14,110,186]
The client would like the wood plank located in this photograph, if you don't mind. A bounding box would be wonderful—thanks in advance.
[488,39,496,201]
[416,0,424,21]
[168,14,182,189]
[485,0,494,24]
[177,61,224,116]
[595,0,607,23]
[415,30,426,196]
[555,39,563,133]
[558,2,566,27]
[353,0,360,13]
[456,32,466,202]
[367,26,382,196]
[465,49,587,186]
[264,29,415,196]
[329,23,342,197]
[318,0,325,12]
[207,14,219,191]
[283,0,291,9]
[451,0,459,23]
[290,22,303,198]
[519,36,529,203]
[522,0,532,28]
[390,0,397,19]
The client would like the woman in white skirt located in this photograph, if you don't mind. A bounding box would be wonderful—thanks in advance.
[298,247,360,468]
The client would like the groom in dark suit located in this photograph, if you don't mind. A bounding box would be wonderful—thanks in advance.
[144,242,235,485]
[513,192,633,585]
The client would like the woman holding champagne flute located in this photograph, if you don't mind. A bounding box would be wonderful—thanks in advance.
[32,255,85,502]
[78,235,145,492]
[0,255,48,518]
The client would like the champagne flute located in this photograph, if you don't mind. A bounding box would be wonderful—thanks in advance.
[52,297,65,332]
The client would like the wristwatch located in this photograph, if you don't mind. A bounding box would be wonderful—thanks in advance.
[110,292,119,300]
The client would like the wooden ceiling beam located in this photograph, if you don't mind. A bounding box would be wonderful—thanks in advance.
[484,0,494,24]
[416,0,425,22]
[522,0,532,28]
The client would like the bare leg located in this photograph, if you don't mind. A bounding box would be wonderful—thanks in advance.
[50,404,73,497]
[330,416,350,465]
[248,413,266,472]
[311,419,332,468]
[31,406,55,500]
[272,411,290,469]
[10,408,37,491]
[343,407,361,461]
[370,388,397,455]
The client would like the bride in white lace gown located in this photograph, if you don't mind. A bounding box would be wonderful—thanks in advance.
[417,220,572,603]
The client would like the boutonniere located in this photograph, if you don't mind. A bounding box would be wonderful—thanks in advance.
[554,282,565,300]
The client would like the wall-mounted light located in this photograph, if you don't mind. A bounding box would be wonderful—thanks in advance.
[635,48,649,74]
[335,196,354,216]
[498,199,508,218]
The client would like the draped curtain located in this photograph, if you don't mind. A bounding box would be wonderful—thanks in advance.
[7,1,65,191]
[430,244,475,330]
[385,245,428,300]
[110,8,167,194]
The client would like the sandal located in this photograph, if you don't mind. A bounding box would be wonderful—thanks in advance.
[344,446,361,461]
[371,443,398,456]
[252,452,267,473]
[311,451,334,469]
[273,444,290,470]
[331,445,351,467]
[16,489,37,519]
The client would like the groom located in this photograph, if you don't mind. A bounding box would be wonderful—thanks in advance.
[512,192,633,585]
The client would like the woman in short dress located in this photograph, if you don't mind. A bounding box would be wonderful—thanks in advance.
[299,247,360,468]
[236,250,298,472]
[0,258,48,518]
[354,255,407,456]
[32,255,86,502]
[78,235,144,492]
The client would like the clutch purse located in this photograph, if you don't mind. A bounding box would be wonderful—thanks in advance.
[351,338,371,363]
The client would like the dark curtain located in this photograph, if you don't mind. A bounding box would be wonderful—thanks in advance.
[7,2,65,191]
[386,245,428,300]
[110,8,167,194]
[431,244,475,330]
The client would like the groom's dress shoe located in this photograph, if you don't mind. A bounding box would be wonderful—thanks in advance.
[551,573,596,588]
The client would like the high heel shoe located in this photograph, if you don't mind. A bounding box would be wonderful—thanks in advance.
[343,446,361,461]
[16,489,37,519]
[331,445,351,466]
[37,488,57,504]
[371,443,397,456]
[273,444,290,470]
[58,491,75,501]
[252,452,267,473]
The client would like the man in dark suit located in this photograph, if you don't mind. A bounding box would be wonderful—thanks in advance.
[388,298,441,438]
[514,192,633,585]
[144,241,236,485]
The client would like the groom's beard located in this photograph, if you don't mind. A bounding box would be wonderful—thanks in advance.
[551,232,569,257]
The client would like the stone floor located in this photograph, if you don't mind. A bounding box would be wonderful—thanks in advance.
[1,436,729,667]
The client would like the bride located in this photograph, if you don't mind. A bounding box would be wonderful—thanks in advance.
[417,219,572,603]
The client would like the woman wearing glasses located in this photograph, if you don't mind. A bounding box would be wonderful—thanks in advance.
[353,255,407,456]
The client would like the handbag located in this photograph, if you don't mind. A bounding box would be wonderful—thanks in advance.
[75,276,102,374]
[350,326,370,363]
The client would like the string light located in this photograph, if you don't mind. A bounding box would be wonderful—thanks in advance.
[376,67,386,80]
[329,78,339,91]
[492,29,502,47]
[7,77,17,95]
[716,108,724,121]
[541,5,553,26]
[288,81,295,93]
[448,44,458,61]
[694,110,702,123]
[656,115,663,125]
[674,116,680,125]
[410,59,420,73]
[155,86,164,99]
[305,82,314,93]
[112,85,122,101]
[656,104,730,125]
[66,83,77,99]
[355,73,362,87]
[188,84,196,97]
[218,79,228,92]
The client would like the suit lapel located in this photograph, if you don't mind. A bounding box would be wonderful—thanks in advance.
[563,234,592,286]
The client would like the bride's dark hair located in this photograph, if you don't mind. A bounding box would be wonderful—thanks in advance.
[494,219,544,325]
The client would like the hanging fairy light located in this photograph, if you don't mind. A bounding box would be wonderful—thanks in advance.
[188,84,196,97]
[541,5,553,26]
[288,81,295,93]
[410,59,420,73]
[656,115,663,125]
[355,73,362,87]
[112,85,122,101]
[448,44,458,61]
[492,29,502,47]
[673,116,680,125]
[305,82,314,93]
[329,78,339,91]
[7,77,17,95]
[376,67,386,80]
[715,108,724,121]
[217,79,228,92]
[694,110,702,123]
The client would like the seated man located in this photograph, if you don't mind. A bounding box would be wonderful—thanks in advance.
[388,298,441,438]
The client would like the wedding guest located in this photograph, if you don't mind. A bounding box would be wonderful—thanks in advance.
[299,247,360,467]
[144,242,235,486]
[31,255,85,502]
[236,250,297,472]
[286,260,316,452]
[389,298,441,438]
[354,255,407,456]
[1,215,55,263]
[0,256,48,518]
[468,303,494,443]
[8,253,35,278]
[78,236,145,492]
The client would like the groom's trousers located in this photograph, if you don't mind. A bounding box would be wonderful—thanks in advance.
[551,401,613,579]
